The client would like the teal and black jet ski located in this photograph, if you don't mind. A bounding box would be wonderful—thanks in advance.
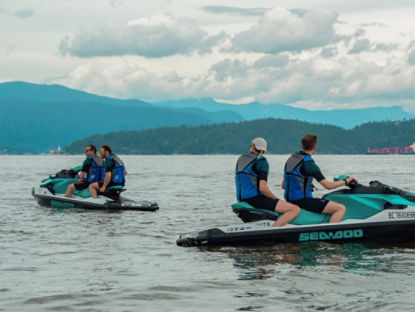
[32,166,159,211]
[177,178,415,246]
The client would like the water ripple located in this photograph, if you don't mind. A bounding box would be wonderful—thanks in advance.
[0,155,414,311]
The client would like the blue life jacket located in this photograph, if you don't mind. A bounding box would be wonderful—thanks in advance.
[86,155,104,183]
[235,153,265,200]
[106,154,125,184]
[284,153,313,201]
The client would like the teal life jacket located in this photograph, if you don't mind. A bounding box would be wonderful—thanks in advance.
[235,153,265,200]
[86,155,104,183]
[106,154,125,184]
[284,153,313,201]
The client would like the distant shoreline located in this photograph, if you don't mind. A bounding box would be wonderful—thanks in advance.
[2,153,415,156]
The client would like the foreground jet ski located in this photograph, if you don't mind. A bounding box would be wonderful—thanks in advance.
[32,166,159,211]
[177,178,415,246]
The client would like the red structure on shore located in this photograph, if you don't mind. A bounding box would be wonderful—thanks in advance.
[367,143,415,154]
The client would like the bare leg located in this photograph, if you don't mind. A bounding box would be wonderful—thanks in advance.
[322,201,346,223]
[272,200,300,227]
[65,184,75,198]
[89,182,99,198]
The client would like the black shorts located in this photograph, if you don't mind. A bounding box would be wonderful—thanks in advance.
[97,181,124,188]
[290,198,329,214]
[74,181,90,191]
[244,195,279,211]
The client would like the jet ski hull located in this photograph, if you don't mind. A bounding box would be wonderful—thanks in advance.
[177,209,415,247]
[178,180,415,247]
[32,187,159,211]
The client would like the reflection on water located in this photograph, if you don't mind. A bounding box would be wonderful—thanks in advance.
[217,243,415,281]
[211,242,415,311]
[1,155,414,311]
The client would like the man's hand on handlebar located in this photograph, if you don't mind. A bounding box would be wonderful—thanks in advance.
[345,176,357,186]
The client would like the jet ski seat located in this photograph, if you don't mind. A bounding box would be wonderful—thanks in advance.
[108,185,124,190]
[232,202,331,225]
[73,185,125,199]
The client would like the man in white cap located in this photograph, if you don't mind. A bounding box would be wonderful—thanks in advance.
[235,137,300,227]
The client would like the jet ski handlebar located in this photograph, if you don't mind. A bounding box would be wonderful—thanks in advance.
[334,175,359,189]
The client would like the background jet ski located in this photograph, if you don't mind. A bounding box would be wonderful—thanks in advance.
[32,166,159,211]
[177,177,415,247]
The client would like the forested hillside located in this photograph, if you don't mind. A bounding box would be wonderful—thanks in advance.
[65,118,415,154]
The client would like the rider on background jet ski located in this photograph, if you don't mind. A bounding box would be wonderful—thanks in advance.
[235,137,300,227]
[89,145,127,198]
[64,144,104,198]
[282,134,356,223]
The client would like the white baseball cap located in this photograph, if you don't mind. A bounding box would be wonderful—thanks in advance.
[251,137,267,152]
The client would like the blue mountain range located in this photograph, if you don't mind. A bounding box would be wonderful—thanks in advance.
[0,81,413,153]
[152,99,413,129]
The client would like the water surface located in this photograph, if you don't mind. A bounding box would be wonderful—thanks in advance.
[1,155,414,311]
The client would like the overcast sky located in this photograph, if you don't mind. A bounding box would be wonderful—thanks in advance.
[1,0,415,111]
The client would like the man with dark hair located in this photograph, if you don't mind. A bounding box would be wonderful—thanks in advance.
[65,144,103,198]
[101,144,112,155]
[282,134,356,223]
[89,145,126,198]
[301,134,318,151]
[235,137,300,227]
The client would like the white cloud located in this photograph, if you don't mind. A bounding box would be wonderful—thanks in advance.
[109,0,124,7]
[408,49,415,65]
[254,54,290,68]
[258,55,415,105]
[373,42,399,52]
[201,5,268,17]
[54,60,206,100]
[53,47,415,112]
[14,9,34,19]
[321,46,338,58]
[232,7,338,53]
[210,59,249,81]
[5,45,15,55]
[4,2,415,112]
[59,15,224,58]
[348,38,371,54]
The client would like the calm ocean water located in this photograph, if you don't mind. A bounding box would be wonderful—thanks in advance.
[1,155,414,311]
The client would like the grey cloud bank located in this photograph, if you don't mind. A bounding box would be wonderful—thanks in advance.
[55,47,415,112]
[3,1,415,112]
[59,7,339,58]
